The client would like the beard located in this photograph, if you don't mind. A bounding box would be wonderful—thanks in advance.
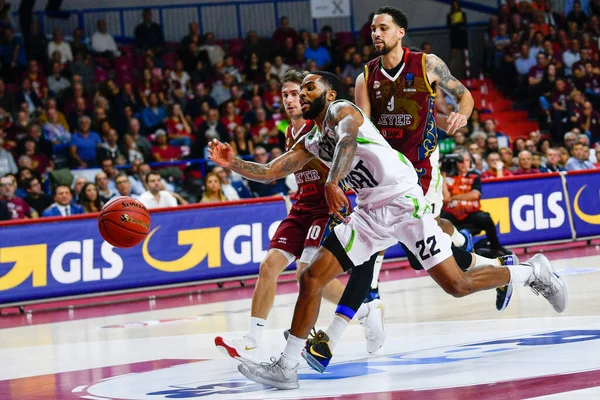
[374,39,399,56]
[302,92,328,120]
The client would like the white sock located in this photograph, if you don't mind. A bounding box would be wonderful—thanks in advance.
[451,227,466,247]
[355,302,369,320]
[507,265,534,285]
[281,334,304,368]
[371,255,384,289]
[473,254,500,269]
[248,317,266,342]
[325,315,349,351]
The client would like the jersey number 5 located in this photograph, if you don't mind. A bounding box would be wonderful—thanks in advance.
[416,236,441,261]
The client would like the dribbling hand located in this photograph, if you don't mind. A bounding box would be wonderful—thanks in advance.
[207,138,234,168]
[325,182,349,221]
[445,112,468,136]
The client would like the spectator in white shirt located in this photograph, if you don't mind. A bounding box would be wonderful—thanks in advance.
[91,19,121,59]
[199,32,225,66]
[213,166,240,201]
[139,171,178,209]
[115,172,140,199]
[562,38,581,76]
[48,29,73,64]
[270,55,291,80]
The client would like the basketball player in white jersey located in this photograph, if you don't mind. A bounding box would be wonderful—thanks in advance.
[208,72,567,390]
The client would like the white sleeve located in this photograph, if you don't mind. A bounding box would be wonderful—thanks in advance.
[167,192,178,207]
[138,193,151,208]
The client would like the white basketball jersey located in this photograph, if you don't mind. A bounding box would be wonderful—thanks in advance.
[304,100,420,208]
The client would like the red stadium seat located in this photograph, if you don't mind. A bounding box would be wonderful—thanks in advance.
[228,39,245,58]
[162,52,177,70]
[499,121,540,138]
[115,55,134,72]
[93,56,112,70]
[93,67,109,84]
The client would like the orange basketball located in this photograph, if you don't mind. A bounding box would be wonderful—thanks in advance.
[98,196,151,248]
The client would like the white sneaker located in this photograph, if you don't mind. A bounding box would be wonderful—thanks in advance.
[214,335,258,363]
[238,356,299,390]
[524,254,568,313]
[358,299,386,353]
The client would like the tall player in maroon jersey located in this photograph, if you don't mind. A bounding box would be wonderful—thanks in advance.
[355,6,517,311]
[215,70,384,363]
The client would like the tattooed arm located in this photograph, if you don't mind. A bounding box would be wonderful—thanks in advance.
[322,101,363,219]
[426,54,474,135]
[207,138,313,183]
[325,101,363,185]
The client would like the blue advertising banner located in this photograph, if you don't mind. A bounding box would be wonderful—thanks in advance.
[479,175,572,245]
[565,170,600,238]
[0,200,288,305]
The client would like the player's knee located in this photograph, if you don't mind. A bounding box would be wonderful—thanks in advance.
[295,262,307,282]
[299,266,322,294]
[258,258,281,282]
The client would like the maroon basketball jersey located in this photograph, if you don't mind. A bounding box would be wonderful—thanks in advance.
[285,120,329,213]
[365,48,438,164]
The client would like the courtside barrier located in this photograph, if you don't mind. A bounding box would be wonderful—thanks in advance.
[1,169,598,305]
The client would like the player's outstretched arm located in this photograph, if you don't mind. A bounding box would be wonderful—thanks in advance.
[425,54,474,135]
[207,138,313,183]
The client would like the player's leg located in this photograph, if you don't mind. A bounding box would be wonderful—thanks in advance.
[215,213,303,362]
[399,193,567,311]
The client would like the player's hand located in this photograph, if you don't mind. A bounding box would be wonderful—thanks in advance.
[445,112,468,136]
[325,181,349,221]
[207,138,234,168]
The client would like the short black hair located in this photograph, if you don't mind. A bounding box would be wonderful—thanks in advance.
[115,172,129,183]
[312,71,342,98]
[146,170,162,184]
[53,184,72,197]
[374,6,408,30]
[23,177,38,190]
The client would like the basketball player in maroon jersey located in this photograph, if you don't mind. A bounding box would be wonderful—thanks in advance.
[215,70,384,363]
[354,6,516,311]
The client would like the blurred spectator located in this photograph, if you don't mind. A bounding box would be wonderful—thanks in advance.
[70,116,101,168]
[0,135,17,176]
[2,28,27,82]
[48,61,71,99]
[221,100,243,135]
[567,0,588,29]
[95,171,116,203]
[200,32,225,66]
[91,19,120,58]
[342,53,364,82]
[23,177,52,215]
[484,135,500,156]
[595,146,600,166]
[67,97,90,131]
[16,168,35,198]
[5,110,32,150]
[48,29,73,64]
[170,59,192,104]
[212,166,240,201]
[564,131,578,148]
[181,23,203,60]
[563,39,581,76]
[125,118,152,161]
[141,92,167,133]
[20,136,51,175]
[304,33,331,69]
[24,21,48,65]
[79,182,103,213]
[532,152,545,171]
[42,185,84,217]
[115,172,139,199]
[98,128,123,163]
[271,55,291,80]
[71,176,87,204]
[152,129,182,162]
[244,52,265,84]
[578,101,600,141]
[70,27,89,60]
[0,175,38,219]
[513,150,541,175]
[0,78,14,113]
[196,108,228,149]
[70,54,94,88]
[447,0,468,75]
[251,108,279,149]
[134,8,165,54]
[200,172,227,202]
[223,55,243,83]
[545,147,566,171]
[566,142,596,169]
[231,125,254,156]
[525,139,537,154]
[19,124,52,160]
[15,77,42,116]
[559,146,571,166]
[165,103,193,146]
[139,171,177,208]
[247,146,289,197]
[482,151,513,178]
[211,73,234,106]
[272,16,298,50]
[482,119,509,147]
[263,79,282,112]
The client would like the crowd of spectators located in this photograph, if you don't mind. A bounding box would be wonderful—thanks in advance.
[0,3,598,222]
[0,7,379,220]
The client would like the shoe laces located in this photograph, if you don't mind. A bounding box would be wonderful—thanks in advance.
[307,327,326,344]
[530,279,558,298]
[258,356,280,370]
